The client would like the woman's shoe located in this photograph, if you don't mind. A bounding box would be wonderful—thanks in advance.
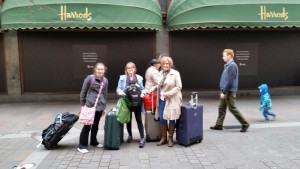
[139,138,145,148]
[77,148,89,154]
[127,136,133,143]
[91,143,103,148]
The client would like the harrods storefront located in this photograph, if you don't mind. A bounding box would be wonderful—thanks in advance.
[0,0,162,102]
[167,0,300,92]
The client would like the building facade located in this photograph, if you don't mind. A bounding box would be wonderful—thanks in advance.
[0,0,300,102]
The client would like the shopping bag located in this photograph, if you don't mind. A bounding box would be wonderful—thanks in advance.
[79,105,95,125]
[116,97,131,124]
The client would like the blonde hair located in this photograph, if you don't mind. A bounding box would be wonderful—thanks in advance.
[160,56,174,68]
[157,53,168,62]
[124,62,137,74]
[223,49,234,57]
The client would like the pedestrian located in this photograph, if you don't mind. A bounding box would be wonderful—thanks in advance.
[116,62,146,148]
[258,84,277,122]
[78,62,108,154]
[149,56,182,147]
[210,49,250,132]
[145,59,160,91]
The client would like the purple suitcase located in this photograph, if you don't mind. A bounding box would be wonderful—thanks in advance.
[176,93,203,146]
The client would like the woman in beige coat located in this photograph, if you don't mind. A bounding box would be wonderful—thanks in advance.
[149,56,182,147]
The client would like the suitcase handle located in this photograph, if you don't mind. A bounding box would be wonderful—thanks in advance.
[189,92,198,109]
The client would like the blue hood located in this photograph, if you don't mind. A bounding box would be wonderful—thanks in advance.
[258,84,268,95]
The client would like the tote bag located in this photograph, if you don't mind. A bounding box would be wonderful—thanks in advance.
[79,105,97,125]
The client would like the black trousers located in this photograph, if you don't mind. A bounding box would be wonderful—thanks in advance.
[126,106,144,139]
[79,111,102,149]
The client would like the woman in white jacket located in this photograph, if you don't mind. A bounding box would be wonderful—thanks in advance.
[149,56,182,147]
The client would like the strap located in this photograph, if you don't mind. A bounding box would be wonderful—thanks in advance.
[85,75,95,99]
[93,78,106,107]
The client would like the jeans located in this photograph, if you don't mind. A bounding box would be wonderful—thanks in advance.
[159,99,175,126]
[262,108,276,121]
[79,110,102,149]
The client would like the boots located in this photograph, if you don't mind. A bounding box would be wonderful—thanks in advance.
[157,125,167,146]
[168,125,175,147]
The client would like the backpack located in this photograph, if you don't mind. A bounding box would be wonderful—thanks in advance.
[126,82,142,107]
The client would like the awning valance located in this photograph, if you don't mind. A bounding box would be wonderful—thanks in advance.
[1,0,162,30]
[168,0,300,31]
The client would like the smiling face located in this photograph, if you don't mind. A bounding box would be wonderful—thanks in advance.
[162,61,171,72]
[94,63,105,78]
[160,56,173,72]
[125,62,136,76]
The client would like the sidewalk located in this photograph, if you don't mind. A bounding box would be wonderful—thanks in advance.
[1,96,300,169]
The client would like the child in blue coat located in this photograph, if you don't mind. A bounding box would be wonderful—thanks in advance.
[258,84,277,122]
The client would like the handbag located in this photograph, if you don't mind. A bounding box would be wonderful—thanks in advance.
[116,96,131,124]
[79,76,105,125]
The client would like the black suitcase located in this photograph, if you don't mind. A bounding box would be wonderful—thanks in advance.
[104,109,123,150]
[176,92,203,146]
[39,112,79,150]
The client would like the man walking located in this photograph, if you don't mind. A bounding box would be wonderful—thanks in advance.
[210,49,250,132]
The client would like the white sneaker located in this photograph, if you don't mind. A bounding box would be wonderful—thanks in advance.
[77,148,89,154]
[96,144,104,148]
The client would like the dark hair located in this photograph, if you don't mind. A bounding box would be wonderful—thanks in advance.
[149,59,160,66]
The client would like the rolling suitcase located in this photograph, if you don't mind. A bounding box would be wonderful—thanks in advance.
[144,93,161,142]
[104,109,123,150]
[176,92,203,146]
[38,112,79,150]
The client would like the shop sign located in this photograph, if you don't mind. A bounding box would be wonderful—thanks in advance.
[227,43,258,76]
[72,45,107,78]
[258,5,288,21]
[58,5,92,21]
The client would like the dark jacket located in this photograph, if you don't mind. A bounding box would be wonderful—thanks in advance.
[219,60,239,94]
[80,74,108,112]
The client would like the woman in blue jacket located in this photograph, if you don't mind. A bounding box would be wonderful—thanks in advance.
[116,62,146,148]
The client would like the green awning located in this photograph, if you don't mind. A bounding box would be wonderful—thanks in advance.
[1,0,162,30]
[168,0,300,30]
